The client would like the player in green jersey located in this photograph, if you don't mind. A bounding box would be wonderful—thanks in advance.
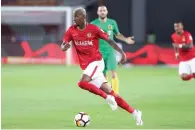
[91,5,134,94]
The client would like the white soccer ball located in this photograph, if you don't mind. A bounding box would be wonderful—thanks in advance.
[74,112,90,127]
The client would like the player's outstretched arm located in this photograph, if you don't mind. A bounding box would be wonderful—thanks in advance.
[106,38,127,63]
[115,33,135,44]
[112,20,134,44]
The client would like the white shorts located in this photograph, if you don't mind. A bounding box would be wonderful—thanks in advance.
[179,58,195,75]
[83,59,107,88]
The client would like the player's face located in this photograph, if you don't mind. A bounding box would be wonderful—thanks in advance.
[174,23,184,33]
[74,11,85,26]
[97,6,108,19]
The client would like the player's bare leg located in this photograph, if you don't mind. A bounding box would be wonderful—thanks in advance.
[180,73,194,81]
[104,73,113,90]
[111,70,119,94]
[100,83,143,126]
[111,71,117,79]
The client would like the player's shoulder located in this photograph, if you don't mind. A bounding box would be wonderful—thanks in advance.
[184,30,192,36]
[87,24,105,33]
[67,25,76,31]
[88,23,99,29]
[171,32,177,38]
[107,18,117,24]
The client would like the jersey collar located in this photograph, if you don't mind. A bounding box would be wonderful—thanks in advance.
[98,17,107,23]
[76,22,88,31]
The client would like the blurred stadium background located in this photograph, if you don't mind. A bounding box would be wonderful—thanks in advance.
[1,0,195,129]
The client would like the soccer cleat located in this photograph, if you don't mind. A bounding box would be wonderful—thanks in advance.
[106,95,118,111]
[133,110,143,126]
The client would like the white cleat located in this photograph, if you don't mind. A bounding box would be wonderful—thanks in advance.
[106,95,118,111]
[133,110,143,126]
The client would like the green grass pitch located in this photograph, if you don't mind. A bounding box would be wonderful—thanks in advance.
[1,65,195,129]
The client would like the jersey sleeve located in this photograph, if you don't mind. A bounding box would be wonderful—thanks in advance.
[113,20,120,35]
[171,34,176,43]
[63,27,72,43]
[96,26,109,41]
[185,32,193,44]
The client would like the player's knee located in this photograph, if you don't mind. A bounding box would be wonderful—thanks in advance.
[80,74,91,82]
[111,71,117,78]
[78,81,86,89]
[180,74,190,81]
[78,81,82,88]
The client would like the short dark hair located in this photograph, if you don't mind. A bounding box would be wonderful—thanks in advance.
[174,20,184,25]
[98,5,106,8]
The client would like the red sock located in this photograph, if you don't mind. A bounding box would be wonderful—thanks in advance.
[78,81,107,99]
[110,90,135,114]
[193,74,195,79]
[182,74,194,81]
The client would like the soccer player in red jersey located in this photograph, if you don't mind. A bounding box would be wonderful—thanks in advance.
[61,8,143,125]
[171,21,195,81]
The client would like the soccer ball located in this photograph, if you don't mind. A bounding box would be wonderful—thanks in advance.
[74,112,90,127]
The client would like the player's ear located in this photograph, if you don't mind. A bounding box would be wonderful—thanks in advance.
[97,7,99,14]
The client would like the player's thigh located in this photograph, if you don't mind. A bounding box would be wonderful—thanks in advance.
[189,58,195,73]
[84,58,105,79]
[90,72,107,88]
[179,61,191,75]
[107,52,117,71]
[80,74,91,82]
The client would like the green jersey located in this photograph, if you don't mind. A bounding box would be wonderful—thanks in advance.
[91,18,119,53]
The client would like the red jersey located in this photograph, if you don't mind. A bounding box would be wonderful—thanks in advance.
[171,31,194,61]
[63,23,109,70]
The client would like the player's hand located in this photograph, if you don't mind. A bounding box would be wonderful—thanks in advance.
[125,36,135,44]
[120,52,127,64]
[175,53,180,60]
[61,43,70,51]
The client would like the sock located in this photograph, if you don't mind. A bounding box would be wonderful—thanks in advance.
[182,74,194,81]
[111,77,119,94]
[78,81,107,99]
[110,90,135,114]
[193,74,195,79]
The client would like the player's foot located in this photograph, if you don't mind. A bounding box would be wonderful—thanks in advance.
[133,110,143,126]
[106,95,118,111]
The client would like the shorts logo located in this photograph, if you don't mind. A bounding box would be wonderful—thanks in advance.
[108,24,113,30]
